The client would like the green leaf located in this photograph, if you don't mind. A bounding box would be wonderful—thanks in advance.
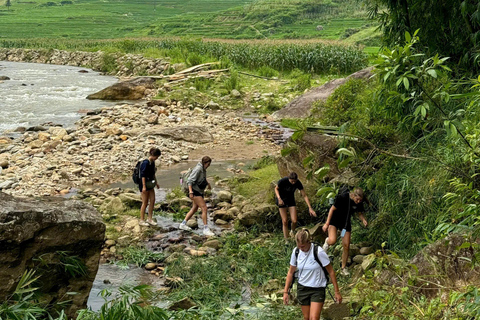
[291,130,304,141]
[403,77,410,90]
[336,148,355,157]
[405,31,412,43]
[314,165,330,180]
[338,158,351,169]
[426,69,437,78]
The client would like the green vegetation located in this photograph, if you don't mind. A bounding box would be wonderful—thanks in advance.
[0,0,377,43]
[365,0,480,73]
[233,163,279,201]
[116,246,165,268]
[77,285,168,320]
[164,231,308,319]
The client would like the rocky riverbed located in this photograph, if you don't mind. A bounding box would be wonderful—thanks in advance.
[0,98,280,197]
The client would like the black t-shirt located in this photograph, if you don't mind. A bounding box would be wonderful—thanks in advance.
[277,177,304,201]
[139,159,156,182]
[333,192,364,222]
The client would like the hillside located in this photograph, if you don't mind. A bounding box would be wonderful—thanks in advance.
[0,0,379,43]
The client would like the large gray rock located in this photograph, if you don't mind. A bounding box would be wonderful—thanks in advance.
[0,192,105,319]
[87,77,157,100]
[272,67,373,120]
[237,204,277,227]
[158,126,213,144]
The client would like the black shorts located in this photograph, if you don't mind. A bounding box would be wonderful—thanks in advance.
[138,183,154,192]
[297,284,326,305]
[330,215,352,232]
[276,197,296,208]
[192,190,204,198]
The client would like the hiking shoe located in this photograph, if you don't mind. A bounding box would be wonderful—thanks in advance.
[322,238,329,251]
[289,230,295,238]
[147,219,157,226]
[179,223,192,231]
[139,220,149,227]
[203,228,215,237]
[340,268,350,276]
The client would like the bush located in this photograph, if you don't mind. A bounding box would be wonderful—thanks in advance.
[186,52,204,67]
[258,66,279,78]
[224,70,241,93]
[100,53,118,73]
[292,73,312,91]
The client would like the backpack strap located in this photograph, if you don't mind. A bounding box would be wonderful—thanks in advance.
[313,244,330,283]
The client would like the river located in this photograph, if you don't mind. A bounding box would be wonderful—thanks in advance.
[0,61,118,134]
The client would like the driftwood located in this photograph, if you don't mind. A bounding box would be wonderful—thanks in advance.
[174,62,220,75]
[166,69,230,86]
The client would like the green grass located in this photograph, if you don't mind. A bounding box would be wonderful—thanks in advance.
[0,0,377,43]
[235,163,280,201]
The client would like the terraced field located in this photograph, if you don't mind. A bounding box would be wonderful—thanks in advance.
[0,0,377,43]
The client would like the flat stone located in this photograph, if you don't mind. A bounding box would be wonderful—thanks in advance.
[145,262,157,270]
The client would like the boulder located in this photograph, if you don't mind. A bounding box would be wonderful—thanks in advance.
[87,77,157,100]
[237,204,277,227]
[99,197,126,215]
[157,126,213,144]
[169,197,193,208]
[118,193,142,208]
[359,246,374,255]
[409,234,480,297]
[0,192,105,319]
[212,209,235,221]
[186,219,198,229]
[361,254,376,271]
[202,239,221,250]
[271,67,373,120]
[168,297,197,311]
[216,190,232,203]
[352,255,364,264]
[0,76,10,80]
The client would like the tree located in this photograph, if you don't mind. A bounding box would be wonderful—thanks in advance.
[364,0,480,74]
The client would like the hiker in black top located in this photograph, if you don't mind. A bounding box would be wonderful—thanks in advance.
[275,172,316,241]
[139,148,161,227]
[322,187,367,276]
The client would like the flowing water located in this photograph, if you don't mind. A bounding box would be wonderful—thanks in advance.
[0,61,118,134]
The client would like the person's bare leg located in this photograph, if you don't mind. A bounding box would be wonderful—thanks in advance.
[279,207,289,239]
[341,231,351,269]
[300,305,310,320]
[193,196,208,226]
[140,191,148,221]
[327,225,338,245]
[289,206,298,234]
[147,189,155,221]
[309,302,323,320]
[184,203,199,222]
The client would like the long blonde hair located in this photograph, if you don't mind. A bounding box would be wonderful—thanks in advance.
[295,228,311,245]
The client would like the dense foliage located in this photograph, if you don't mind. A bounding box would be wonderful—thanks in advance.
[364,0,480,72]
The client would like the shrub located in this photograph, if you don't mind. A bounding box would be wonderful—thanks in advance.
[100,53,118,73]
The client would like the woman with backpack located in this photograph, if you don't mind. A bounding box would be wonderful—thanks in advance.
[178,156,215,236]
[139,147,161,227]
[322,187,368,276]
[283,229,342,320]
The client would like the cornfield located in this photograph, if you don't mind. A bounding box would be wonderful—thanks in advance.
[0,38,368,74]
